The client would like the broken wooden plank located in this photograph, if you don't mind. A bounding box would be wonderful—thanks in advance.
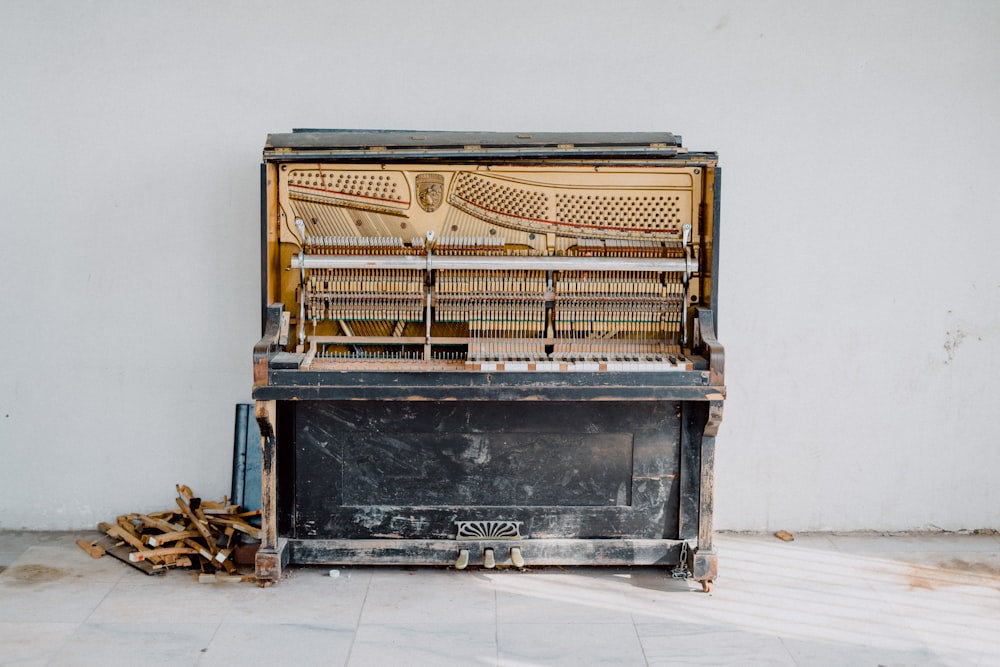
[175,496,216,551]
[129,547,199,562]
[147,530,201,547]
[100,521,158,560]
[136,514,186,533]
[205,516,262,540]
[76,539,105,559]
[201,501,241,514]
[95,535,165,576]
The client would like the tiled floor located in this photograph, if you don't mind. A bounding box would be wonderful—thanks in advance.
[1,531,999,666]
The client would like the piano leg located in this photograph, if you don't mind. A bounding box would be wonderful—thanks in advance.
[255,400,288,584]
[693,399,724,591]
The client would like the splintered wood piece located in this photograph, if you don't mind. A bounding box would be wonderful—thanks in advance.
[102,522,158,561]
[201,501,240,514]
[181,538,222,570]
[136,514,186,533]
[76,539,105,559]
[212,547,234,568]
[129,547,199,562]
[146,530,201,547]
[94,535,165,576]
[116,516,140,535]
[774,530,795,542]
[175,496,216,548]
[219,556,237,575]
[205,516,262,540]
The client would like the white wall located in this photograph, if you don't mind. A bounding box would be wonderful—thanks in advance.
[1,1,998,531]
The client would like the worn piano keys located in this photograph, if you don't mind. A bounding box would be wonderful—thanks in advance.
[252,131,725,591]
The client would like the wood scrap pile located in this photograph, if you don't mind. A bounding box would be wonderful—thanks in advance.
[80,484,260,577]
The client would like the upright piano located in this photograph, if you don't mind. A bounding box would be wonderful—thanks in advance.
[252,130,725,591]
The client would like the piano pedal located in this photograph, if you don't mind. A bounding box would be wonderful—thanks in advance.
[455,548,470,570]
[483,548,496,569]
[510,546,525,569]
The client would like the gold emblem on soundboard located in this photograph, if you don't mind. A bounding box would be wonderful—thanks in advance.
[415,173,445,212]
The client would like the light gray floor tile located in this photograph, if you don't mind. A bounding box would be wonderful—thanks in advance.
[0,531,43,556]
[47,622,217,667]
[2,544,127,583]
[498,622,645,666]
[637,624,799,666]
[632,582,903,646]
[86,575,249,623]
[781,636,947,667]
[0,552,22,569]
[868,583,1000,665]
[348,622,496,667]
[0,577,114,623]
[0,531,98,574]
[224,566,371,626]
[199,622,355,666]
[629,542,924,652]
[0,621,78,664]
[358,568,496,625]
[718,536,880,584]
[0,531,93,551]
[493,569,634,624]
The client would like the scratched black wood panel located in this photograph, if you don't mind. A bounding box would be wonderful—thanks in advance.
[291,400,681,540]
[342,431,633,506]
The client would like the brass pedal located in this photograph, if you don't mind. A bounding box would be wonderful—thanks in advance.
[455,548,470,570]
[510,546,524,568]
[483,548,496,569]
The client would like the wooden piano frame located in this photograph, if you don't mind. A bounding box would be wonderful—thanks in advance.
[251,131,724,591]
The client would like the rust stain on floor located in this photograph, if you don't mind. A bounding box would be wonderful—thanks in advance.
[907,559,1000,591]
[5,564,64,584]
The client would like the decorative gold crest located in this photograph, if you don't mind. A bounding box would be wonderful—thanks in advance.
[415,173,445,213]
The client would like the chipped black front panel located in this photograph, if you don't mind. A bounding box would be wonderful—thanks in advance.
[291,401,681,541]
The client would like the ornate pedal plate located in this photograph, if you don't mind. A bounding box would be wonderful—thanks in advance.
[455,520,523,540]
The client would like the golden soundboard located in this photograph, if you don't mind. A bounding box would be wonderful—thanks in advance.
[252,131,725,591]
